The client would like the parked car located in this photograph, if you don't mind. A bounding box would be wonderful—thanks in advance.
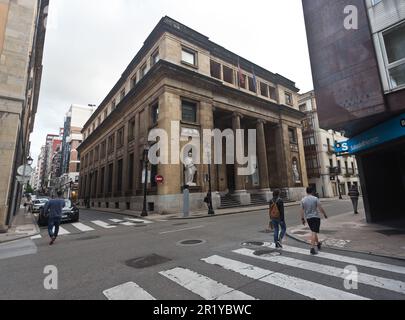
[32,199,48,213]
[37,199,79,227]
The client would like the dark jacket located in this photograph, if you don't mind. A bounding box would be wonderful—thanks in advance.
[43,198,65,219]
[269,197,285,222]
[348,188,360,198]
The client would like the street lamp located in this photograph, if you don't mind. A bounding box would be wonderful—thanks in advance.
[27,156,33,166]
[141,144,150,217]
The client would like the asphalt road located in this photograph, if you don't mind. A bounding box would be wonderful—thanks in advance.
[0,198,404,300]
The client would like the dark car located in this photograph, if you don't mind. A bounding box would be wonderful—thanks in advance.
[38,199,79,227]
[32,198,49,213]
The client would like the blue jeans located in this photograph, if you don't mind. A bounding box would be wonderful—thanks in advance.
[48,217,62,238]
[272,220,287,243]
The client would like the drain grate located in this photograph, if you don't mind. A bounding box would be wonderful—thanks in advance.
[242,241,265,247]
[125,254,171,269]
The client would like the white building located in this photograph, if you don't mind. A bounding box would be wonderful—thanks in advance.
[299,91,361,198]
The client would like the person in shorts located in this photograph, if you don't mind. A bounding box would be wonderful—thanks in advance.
[300,187,328,255]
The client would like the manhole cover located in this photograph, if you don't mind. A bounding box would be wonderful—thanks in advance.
[177,239,206,246]
[254,249,281,257]
[242,241,265,247]
[125,254,171,269]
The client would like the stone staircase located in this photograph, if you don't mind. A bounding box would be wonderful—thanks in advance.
[219,194,241,209]
[250,193,269,206]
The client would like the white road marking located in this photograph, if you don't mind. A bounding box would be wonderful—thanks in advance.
[71,223,95,232]
[125,218,153,224]
[103,282,156,300]
[31,235,42,240]
[160,267,256,300]
[202,255,368,300]
[120,222,137,226]
[262,243,405,275]
[159,225,205,235]
[234,248,405,295]
[91,220,116,229]
[109,219,124,223]
[57,226,70,235]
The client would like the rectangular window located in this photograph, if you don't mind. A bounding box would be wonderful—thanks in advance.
[107,163,113,193]
[151,102,159,125]
[140,63,147,78]
[131,74,137,89]
[111,99,116,112]
[269,87,277,100]
[117,159,123,192]
[128,153,134,190]
[100,167,105,194]
[288,128,297,144]
[382,22,405,89]
[104,110,108,120]
[260,82,268,97]
[210,60,221,79]
[239,73,247,89]
[329,159,333,168]
[248,77,256,93]
[108,134,115,153]
[182,100,197,123]
[181,48,197,66]
[117,128,124,148]
[120,89,125,101]
[151,50,159,66]
[128,118,136,141]
[285,92,293,105]
[101,141,106,159]
[94,146,99,161]
[223,65,234,84]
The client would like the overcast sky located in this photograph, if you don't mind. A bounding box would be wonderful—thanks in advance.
[31,0,313,166]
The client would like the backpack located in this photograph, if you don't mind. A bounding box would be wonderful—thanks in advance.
[269,199,281,220]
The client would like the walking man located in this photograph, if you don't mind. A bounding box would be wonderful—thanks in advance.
[43,191,65,246]
[348,185,360,214]
[269,190,286,248]
[301,187,328,255]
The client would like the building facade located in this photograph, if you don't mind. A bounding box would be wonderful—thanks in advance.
[0,0,49,232]
[77,17,308,214]
[58,104,96,200]
[299,91,360,198]
[302,0,405,222]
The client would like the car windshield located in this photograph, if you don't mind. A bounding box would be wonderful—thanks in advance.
[34,199,47,204]
[64,200,72,209]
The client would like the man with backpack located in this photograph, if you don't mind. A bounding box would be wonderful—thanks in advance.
[269,190,286,248]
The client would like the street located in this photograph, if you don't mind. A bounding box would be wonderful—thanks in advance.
[0,199,404,300]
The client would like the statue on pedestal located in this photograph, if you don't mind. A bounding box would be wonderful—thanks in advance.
[184,151,197,187]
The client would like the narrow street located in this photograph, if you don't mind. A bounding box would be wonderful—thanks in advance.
[1,199,404,300]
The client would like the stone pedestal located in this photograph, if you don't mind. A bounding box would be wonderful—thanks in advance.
[259,188,272,202]
[211,192,221,210]
[234,190,251,206]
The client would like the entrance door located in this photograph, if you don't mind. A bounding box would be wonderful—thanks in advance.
[226,165,236,193]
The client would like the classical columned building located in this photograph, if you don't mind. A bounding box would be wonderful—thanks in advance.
[77,17,308,213]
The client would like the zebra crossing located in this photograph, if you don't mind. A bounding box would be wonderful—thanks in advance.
[102,243,405,300]
[31,217,153,240]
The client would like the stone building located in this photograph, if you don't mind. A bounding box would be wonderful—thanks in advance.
[299,91,361,198]
[0,0,48,232]
[77,17,308,214]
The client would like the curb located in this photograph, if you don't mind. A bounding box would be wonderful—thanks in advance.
[286,231,405,262]
[0,214,41,245]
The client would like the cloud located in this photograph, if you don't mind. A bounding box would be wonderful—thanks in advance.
[30,0,313,166]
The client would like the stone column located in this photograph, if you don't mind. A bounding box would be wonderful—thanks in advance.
[275,121,291,187]
[257,120,271,201]
[122,121,129,195]
[232,112,251,205]
[133,112,140,194]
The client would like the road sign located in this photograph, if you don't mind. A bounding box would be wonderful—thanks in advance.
[155,175,164,184]
[17,165,33,176]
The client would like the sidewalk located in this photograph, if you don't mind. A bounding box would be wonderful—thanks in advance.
[81,201,304,221]
[288,210,405,260]
[0,207,40,244]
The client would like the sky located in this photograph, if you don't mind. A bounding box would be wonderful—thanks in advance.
[31,0,313,166]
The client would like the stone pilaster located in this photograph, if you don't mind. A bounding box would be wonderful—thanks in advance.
[257,120,270,190]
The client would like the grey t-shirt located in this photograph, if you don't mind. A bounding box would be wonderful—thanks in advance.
[301,195,321,219]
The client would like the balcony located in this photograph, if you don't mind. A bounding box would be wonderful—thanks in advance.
[344,168,355,178]
[329,167,341,176]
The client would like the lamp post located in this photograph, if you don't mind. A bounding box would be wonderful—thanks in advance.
[141,145,150,217]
